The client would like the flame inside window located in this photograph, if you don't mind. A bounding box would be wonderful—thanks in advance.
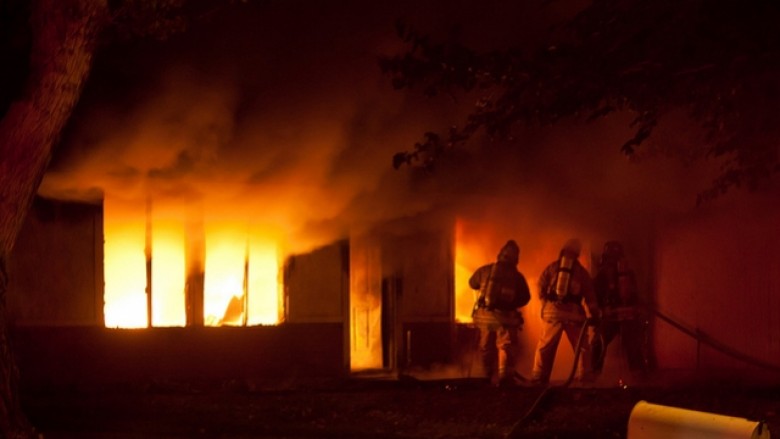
[103,197,281,328]
[454,219,487,323]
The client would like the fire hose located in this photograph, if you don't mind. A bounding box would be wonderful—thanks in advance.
[504,316,597,439]
[503,304,780,438]
[645,305,780,372]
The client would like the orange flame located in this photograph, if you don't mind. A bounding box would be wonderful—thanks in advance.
[454,219,493,323]
[103,196,280,328]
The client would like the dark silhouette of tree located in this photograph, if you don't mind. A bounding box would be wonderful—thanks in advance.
[0,0,230,436]
[380,0,780,203]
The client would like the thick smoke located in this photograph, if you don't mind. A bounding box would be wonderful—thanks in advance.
[36,0,730,378]
[38,0,725,274]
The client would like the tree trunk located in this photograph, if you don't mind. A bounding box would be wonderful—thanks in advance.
[0,256,33,438]
[0,0,107,436]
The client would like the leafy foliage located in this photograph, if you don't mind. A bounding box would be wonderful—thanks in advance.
[106,0,250,42]
[107,0,189,41]
[380,0,780,202]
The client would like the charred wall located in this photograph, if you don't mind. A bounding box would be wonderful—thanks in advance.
[7,196,104,326]
[378,223,456,371]
[396,230,456,369]
[283,240,350,371]
[284,240,349,324]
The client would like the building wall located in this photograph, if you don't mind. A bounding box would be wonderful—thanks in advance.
[653,190,780,377]
[8,196,104,326]
[394,230,454,323]
[284,240,349,323]
[348,222,456,372]
[8,199,349,389]
[11,324,345,392]
[390,228,455,369]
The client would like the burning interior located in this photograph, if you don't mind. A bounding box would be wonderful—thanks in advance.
[103,195,281,328]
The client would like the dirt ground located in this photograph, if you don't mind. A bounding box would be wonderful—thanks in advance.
[21,373,780,439]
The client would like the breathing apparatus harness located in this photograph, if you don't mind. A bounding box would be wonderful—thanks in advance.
[472,262,498,317]
[541,253,582,305]
[473,261,520,315]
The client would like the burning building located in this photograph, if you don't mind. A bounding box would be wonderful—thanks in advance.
[6,0,780,392]
[7,193,463,388]
[8,181,780,391]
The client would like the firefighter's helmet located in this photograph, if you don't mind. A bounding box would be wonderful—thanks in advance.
[561,238,582,257]
[601,240,624,263]
[497,240,520,265]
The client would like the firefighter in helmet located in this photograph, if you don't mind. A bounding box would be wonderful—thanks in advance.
[590,240,647,377]
[469,240,531,387]
[531,238,600,385]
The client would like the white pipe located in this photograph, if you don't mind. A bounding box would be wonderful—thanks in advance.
[628,400,770,439]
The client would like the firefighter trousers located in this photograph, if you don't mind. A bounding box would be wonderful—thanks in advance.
[478,324,518,383]
[591,319,646,373]
[532,318,592,383]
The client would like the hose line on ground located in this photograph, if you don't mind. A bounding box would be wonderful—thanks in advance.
[504,317,594,439]
[503,303,780,439]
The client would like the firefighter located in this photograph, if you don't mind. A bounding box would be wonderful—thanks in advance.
[469,240,531,387]
[531,239,600,385]
[590,240,647,377]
